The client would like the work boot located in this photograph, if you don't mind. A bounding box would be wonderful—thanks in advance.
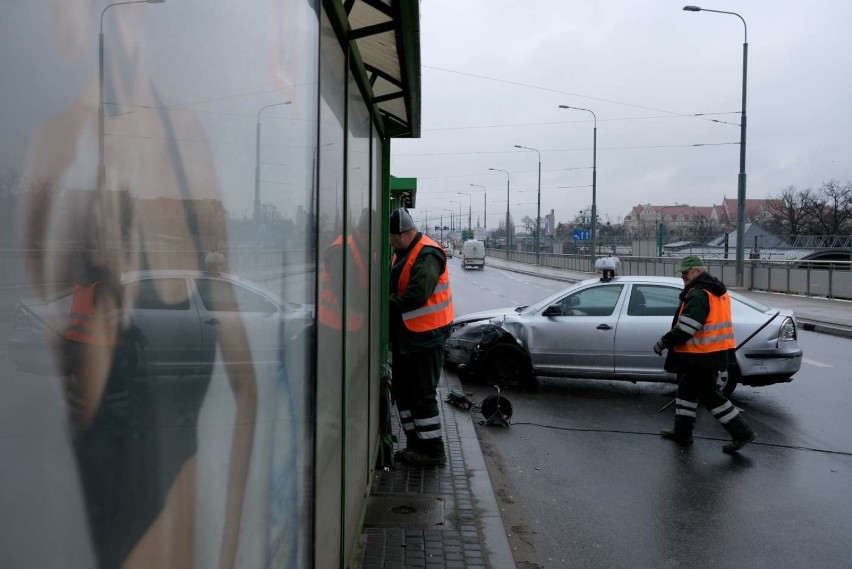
[393,447,417,462]
[401,450,446,466]
[660,428,694,445]
[722,415,756,453]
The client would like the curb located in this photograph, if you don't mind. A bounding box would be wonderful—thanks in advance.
[444,372,517,569]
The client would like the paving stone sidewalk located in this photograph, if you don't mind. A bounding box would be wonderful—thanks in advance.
[355,370,515,569]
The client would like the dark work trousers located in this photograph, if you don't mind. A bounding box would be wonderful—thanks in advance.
[391,346,445,456]
[673,366,743,435]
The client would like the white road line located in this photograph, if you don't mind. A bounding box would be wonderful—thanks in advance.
[802,358,833,368]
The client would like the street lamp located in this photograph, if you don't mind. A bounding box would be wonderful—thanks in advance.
[514,145,542,263]
[489,168,511,250]
[469,183,487,237]
[255,101,291,220]
[98,0,165,250]
[558,105,597,265]
[444,208,454,232]
[457,192,472,236]
[683,5,748,287]
[450,200,462,237]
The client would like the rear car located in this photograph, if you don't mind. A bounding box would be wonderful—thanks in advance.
[461,239,485,270]
[8,270,313,376]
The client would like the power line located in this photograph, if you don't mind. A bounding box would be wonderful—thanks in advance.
[393,141,739,157]
[424,65,728,125]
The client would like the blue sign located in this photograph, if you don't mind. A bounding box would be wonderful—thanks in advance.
[573,229,590,241]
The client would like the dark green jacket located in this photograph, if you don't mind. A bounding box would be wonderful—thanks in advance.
[661,271,733,374]
[389,233,451,355]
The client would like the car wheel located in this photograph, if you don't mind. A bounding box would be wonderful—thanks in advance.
[483,343,531,388]
[719,365,740,397]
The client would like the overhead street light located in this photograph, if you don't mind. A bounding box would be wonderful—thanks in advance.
[450,200,462,234]
[255,101,291,220]
[469,183,487,237]
[683,5,748,287]
[457,192,472,235]
[98,0,166,251]
[558,105,598,265]
[514,145,542,263]
[489,168,511,251]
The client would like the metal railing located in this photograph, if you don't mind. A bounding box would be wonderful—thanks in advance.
[487,248,852,300]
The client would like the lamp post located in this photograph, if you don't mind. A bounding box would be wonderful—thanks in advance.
[450,200,462,238]
[99,0,165,251]
[558,105,597,265]
[254,101,291,220]
[444,208,454,233]
[683,5,748,287]
[457,192,472,237]
[514,145,542,263]
[469,183,487,241]
[489,168,511,250]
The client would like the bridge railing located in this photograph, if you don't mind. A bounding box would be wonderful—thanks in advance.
[486,248,852,300]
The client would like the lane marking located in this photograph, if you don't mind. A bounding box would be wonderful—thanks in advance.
[802,358,833,368]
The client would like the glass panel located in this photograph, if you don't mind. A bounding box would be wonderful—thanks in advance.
[562,285,624,316]
[1,2,318,567]
[135,278,190,310]
[314,8,346,568]
[344,70,372,560]
[195,279,277,313]
[632,285,681,317]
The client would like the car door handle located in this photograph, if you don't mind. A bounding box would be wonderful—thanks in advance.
[205,318,220,326]
[597,324,613,330]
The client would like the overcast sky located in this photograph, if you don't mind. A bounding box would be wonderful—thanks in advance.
[392,0,852,231]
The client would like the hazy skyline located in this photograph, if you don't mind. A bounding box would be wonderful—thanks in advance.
[392,0,852,231]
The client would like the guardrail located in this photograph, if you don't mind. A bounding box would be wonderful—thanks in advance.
[486,248,852,300]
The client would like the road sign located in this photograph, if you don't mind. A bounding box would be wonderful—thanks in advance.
[573,229,590,241]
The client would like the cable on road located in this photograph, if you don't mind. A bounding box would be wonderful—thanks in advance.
[509,422,852,458]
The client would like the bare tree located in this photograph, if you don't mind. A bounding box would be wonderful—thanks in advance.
[765,185,813,236]
[803,180,852,235]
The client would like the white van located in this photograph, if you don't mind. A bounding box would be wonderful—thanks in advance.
[461,239,485,270]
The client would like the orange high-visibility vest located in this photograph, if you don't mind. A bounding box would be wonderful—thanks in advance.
[317,235,367,331]
[674,289,735,354]
[393,234,454,332]
[65,283,117,345]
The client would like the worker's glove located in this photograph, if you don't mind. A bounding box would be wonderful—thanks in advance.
[653,340,666,356]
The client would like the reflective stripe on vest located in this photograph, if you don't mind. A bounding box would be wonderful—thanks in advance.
[393,234,454,332]
[317,234,367,331]
[674,290,735,354]
[65,283,117,345]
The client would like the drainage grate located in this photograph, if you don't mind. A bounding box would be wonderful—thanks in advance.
[363,495,445,527]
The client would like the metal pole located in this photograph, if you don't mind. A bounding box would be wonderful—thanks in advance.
[99,0,163,254]
[536,156,541,263]
[683,6,748,286]
[736,39,748,287]
[255,101,291,221]
[558,106,597,265]
[591,124,597,265]
[489,168,510,250]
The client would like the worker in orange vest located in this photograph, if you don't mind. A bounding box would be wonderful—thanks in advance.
[654,256,756,453]
[388,208,454,466]
[64,262,124,432]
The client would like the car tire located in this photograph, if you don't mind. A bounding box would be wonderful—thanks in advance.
[483,343,531,389]
[720,365,740,397]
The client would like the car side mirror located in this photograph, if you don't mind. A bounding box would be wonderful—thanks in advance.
[542,305,562,317]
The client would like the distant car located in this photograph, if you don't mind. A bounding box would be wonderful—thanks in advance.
[461,239,485,270]
[444,271,802,396]
[8,270,313,376]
